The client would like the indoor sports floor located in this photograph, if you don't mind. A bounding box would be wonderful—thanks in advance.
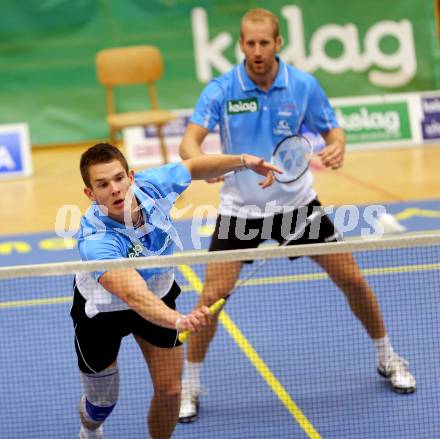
[0,145,439,438]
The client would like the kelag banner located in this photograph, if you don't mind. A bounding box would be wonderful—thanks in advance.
[335,102,412,144]
[0,0,439,144]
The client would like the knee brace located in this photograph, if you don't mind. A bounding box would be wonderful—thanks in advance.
[80,365,119,423]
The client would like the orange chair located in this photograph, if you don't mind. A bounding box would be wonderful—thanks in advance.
[95,45,175,163]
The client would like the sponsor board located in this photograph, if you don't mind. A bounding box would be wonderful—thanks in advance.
[334,102,412,144]
[421,95,440,141]
[0,123,33,179]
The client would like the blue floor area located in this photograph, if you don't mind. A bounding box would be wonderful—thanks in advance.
[1,252,439,438]
[0,199,439,438]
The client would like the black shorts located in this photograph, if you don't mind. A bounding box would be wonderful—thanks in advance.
[70,281,182,374]
[209,198,340,262]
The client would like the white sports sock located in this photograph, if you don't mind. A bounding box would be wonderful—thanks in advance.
[182,360,201,393]
[373,335,395,365]
[79,424,103,439]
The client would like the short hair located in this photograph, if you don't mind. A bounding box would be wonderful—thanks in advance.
[80,142,129,187]
[240,8,280,40]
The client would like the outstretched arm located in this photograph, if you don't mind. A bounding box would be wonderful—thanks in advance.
[180,123,282,188]
[183,154,281,189]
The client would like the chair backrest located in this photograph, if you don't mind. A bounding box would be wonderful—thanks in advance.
[96,45,164,86]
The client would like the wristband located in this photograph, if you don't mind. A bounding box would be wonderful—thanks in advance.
[175,317,182,331]
[240,154,248,169]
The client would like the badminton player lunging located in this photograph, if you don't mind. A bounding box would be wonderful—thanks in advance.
[178,7,416,423]
[71,143,279,439]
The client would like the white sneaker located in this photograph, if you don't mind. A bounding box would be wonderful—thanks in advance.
[79,425,103,439]
[178,388,200,423]
[377,355,416,394]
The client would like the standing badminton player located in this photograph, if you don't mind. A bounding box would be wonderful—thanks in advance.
[178,7,416,424]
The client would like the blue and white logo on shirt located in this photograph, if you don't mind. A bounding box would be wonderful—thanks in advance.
[274,119,293,136]
[227,98,259,115]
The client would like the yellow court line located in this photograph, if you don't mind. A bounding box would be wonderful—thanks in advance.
[178,264,322,439]
[0,296,72,309]
[1,262,439,310]
[363,262,440,275]
[394,208,440,220]
[237,262,440,288]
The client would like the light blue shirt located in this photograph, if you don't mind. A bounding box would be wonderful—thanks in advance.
[75,163,191,317]
[190,58,339,218]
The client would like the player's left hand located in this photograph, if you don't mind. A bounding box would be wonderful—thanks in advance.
[242,154,282,189]
[318,142,345,169]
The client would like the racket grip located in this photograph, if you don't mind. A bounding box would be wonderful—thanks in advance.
[178,298,226,343]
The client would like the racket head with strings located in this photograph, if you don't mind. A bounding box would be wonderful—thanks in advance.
[271,135,313,183]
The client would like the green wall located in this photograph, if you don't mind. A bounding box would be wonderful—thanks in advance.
[0,0,439,144]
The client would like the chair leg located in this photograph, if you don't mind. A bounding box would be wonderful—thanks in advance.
[157,125,169,164]
[110,127,117,146]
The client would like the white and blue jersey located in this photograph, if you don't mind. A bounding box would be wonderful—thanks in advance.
[190,57,339,218]
[75,163,191,318]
